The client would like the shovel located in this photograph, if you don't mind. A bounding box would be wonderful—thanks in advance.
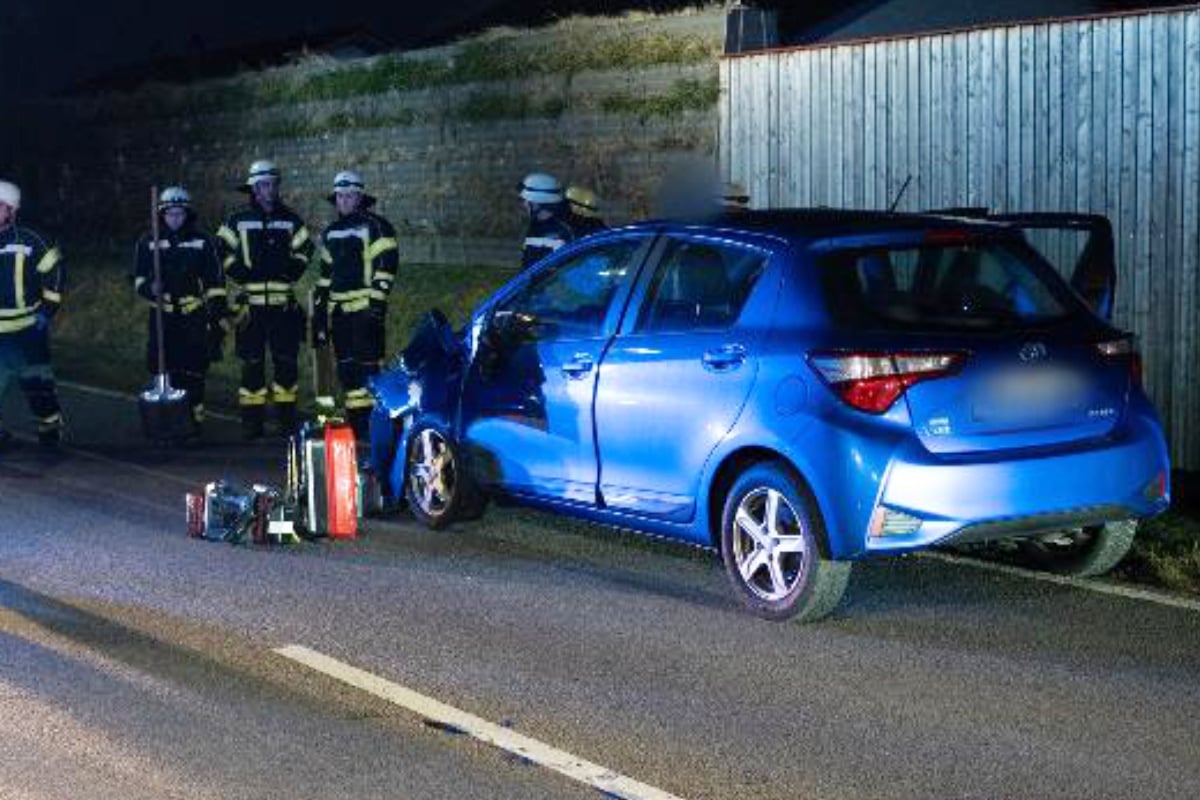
[139,185,195,443]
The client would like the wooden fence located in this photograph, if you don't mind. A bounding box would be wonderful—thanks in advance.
[720,6,1200,470]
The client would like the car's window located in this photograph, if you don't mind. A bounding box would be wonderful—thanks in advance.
[637,239,767,333]
[819,239,1081,331]
[495,239,642,340]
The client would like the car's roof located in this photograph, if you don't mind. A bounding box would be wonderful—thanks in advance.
[620,208,1014,244]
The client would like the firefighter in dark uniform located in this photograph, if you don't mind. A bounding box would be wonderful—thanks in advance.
[565,185,607,238]
[518,172,574,270]
[0,180,66,449]
[132,186,227,433]
[312,171,398,441]
[215,160,314,438]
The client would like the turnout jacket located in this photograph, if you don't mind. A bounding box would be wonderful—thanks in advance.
[0,224,64,334]
[215,201,314,308]
[315,210,399,314]
[132,221,226,317]
[521,212,575,270]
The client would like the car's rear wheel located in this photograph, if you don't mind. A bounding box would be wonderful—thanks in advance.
[1016,519,1138,577]
[405,422,483,529]
[719,463,851,622]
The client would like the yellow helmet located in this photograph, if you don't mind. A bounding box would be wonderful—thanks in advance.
[566,185,600,219]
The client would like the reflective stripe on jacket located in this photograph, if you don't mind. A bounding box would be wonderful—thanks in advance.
[0,225,64,334]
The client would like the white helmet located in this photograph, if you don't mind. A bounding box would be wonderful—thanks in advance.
[518,172,563,205]
[245,159,280,187]
[332,170,365,194]
[0,180,21,211]
[157,186,191,211]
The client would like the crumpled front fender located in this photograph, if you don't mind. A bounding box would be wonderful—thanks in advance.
[366,310,469,498]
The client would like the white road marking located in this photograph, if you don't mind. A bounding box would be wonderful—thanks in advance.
[58,380,240,422]
[923,552,1200,612]
[274,644,689,800]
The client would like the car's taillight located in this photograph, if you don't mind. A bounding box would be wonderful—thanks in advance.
[807,351,967,414]
[1096,337,1142,386]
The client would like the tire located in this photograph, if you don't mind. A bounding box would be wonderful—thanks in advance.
[719,463,851,622]
[404,421,483,530]
[1016,519,1138,578]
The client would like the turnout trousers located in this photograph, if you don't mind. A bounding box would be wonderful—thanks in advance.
[236,304,303,436]
[0,326,63,443]
[331,308,384,440]
[146,310,209,424]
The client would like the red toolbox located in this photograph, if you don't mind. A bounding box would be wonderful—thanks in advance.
[295,421,359,538]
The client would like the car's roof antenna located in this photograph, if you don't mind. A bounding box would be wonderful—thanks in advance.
[888,175,913,213]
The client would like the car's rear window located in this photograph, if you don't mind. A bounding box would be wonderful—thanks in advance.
[818,239,1082,331]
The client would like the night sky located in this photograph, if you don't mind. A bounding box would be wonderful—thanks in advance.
[1,1,1174,101]
[0,0,716,101]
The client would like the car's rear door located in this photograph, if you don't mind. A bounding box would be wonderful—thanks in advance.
[593,233,777,523]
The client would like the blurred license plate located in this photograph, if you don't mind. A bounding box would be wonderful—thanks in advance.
[973,367,1088,422]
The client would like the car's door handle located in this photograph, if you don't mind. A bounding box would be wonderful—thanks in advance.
[702,344,747,372]
[561,354,595,378]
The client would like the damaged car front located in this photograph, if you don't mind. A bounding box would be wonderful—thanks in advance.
[367,308,472,509]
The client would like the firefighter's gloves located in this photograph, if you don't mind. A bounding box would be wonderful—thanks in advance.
[33,311,52,332]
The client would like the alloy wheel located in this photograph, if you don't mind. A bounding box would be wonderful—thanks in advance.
[730,487,810,601]
[408,428,456,517]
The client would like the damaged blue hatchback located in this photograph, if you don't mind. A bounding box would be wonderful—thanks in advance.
[368,209,1170,621]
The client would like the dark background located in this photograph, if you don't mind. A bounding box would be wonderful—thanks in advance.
[0,1,1180,100]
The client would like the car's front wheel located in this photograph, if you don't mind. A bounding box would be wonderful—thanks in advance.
[405,422,483,529]
[1017,519,1138,577]
[719,463,851,622]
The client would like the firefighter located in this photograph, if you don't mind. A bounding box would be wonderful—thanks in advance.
[312,171,398,440]
[565,185,607,237]
[216,160,314,438]
[518,172,574,269]
[0,180,65,449]
[132,186,227,434]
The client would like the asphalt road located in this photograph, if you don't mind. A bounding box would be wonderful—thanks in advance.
[1,384,1198,800]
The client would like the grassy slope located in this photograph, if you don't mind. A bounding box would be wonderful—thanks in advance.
[53,254,515,412]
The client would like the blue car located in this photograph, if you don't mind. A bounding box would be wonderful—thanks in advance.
[369,210,1170,621]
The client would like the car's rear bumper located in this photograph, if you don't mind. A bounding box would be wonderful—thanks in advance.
[861,412,1171,554]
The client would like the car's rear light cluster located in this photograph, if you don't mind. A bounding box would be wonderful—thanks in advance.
[807,350,967,414]
[1096,337,1142,386]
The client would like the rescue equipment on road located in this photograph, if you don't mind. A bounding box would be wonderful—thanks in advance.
[290,420,360,539]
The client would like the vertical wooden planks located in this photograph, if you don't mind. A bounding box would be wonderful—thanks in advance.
[719,8,1200,466]
[907,38,922,209]
[955,33,971,206]
[1182,11,1200,467]
[1135,17,1154,397]
[1150,13,1172,424]
[830,45,847,208]
[864,44,878,208]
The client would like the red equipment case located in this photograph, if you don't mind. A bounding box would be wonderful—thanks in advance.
[296,422,359,538]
